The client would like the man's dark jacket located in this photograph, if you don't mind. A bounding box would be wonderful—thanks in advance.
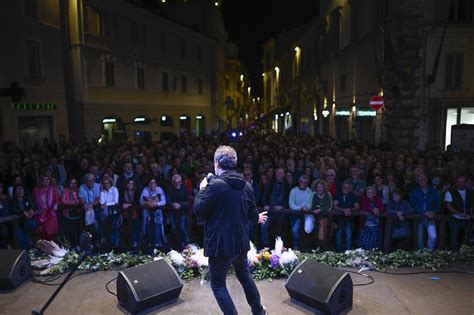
[193,170,259,257]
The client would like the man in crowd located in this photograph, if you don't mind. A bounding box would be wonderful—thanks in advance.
[261,167,290,248]
[288,175,312,250]
[444,176,473,250]
[409,174,440,251]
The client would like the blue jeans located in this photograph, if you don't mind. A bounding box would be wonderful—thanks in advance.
[449,221,464,250]
[169,214,190,246]
[18,227,30,249]
[146,223,164,246]
[95,208,105,241]
[288,215,301,249]
[418,220,437,251]
[248,220,256,243]
[208,253,264,315]
[336,219,353,252]
[131,219,141,245]
[260,212,285,247]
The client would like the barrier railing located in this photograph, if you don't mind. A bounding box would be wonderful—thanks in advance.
[259,208,473,253]
[2,205,472,253]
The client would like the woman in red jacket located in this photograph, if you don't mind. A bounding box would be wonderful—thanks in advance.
[357,186,385,250]
[33,175,60,240]
[60,178,81,248]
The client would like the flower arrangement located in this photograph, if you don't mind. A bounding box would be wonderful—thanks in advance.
[29,238,474,282]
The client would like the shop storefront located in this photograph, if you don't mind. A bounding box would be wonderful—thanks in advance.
[335,109,351,141]
[356,109,377,145]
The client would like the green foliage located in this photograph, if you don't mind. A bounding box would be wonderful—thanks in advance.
[30,246,474,281]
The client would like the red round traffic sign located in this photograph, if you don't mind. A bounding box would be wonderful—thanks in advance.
[369,95,384,110]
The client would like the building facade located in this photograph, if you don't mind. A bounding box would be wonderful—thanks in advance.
[263,0,474,149]
[224,43,253,129]
[0,0,227,147]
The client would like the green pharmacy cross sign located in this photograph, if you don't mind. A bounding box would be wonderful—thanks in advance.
[11,103,57,110]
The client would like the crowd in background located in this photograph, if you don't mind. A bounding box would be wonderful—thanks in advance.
[0,129,473,252]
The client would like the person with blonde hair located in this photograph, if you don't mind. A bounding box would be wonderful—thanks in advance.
[309,179,333,249]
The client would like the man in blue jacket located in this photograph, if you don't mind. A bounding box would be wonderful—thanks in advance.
[194,146,268,315]
[409,174,440,251]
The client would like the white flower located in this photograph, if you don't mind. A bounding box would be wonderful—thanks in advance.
[190,251,209,267]
[36,240,68,257]
[279,249,298,266]
[272,237,284,257]
[247,241,259,265]
[167,250,185,266]
[187,244,200,254]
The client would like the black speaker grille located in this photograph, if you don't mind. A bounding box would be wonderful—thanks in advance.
[117,259,183,313]
[123,260,181,300]
[285,259,353,314]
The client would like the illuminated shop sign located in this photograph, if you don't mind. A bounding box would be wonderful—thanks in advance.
[335,110,351,116]
[357,110,376,117]
[12,103,57,110]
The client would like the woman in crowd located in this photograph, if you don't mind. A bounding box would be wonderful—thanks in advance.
[310,180,333,249]
[140,178,167,247]
[120,178,141,247]
[374,174,390,204]
[100,177,120,246]
[33,175,60,241]
[358,186,385,250]
[60,178,81,248]
[387,189,413,251]
[10,184,37,248]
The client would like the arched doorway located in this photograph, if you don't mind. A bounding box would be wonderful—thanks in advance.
[196,115,206,137]
[179,115,191,135]
[102,116,125,143]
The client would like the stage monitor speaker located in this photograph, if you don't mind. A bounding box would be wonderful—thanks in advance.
[0,249,31,290]
[285,259,353,314]
[116,258,183,313]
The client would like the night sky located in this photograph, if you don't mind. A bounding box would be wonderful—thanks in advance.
[222,0,319,96]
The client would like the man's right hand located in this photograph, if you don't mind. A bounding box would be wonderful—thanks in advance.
[258,211,268,224]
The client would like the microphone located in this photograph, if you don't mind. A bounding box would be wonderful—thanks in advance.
[206,173,216,183]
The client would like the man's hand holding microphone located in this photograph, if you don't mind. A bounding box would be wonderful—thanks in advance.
[200,173,267,224]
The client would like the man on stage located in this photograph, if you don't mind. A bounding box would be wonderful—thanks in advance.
[194,145,268,315]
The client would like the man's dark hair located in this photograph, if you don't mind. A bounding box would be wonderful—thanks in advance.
[214,146,237,170]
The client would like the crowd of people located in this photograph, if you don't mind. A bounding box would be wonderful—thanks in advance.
[0,130,473,252]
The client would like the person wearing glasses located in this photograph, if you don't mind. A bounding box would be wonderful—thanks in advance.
[243,169,260,242]
[409,174,440,251]
[79,173,101,244]
[167,174,190,248]
[288,175,312,250]
[140,178,166,247]
[60,178,81,248]
[100,178,120,246]
[444,176,473,250]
